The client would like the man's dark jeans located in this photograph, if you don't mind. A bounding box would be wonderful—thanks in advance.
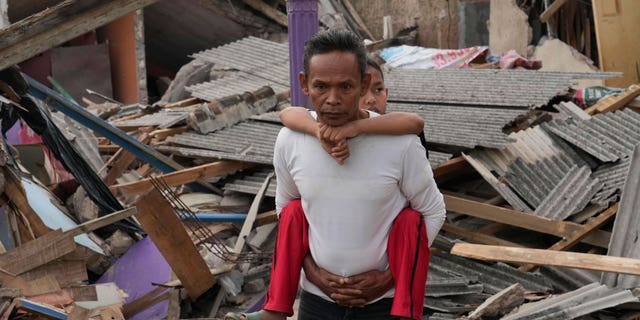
[298,291,395,320]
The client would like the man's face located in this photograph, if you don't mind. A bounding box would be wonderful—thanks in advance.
[300,51,370,127]
[360,66,388,114]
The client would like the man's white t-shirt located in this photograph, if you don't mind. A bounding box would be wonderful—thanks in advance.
[273,117,446,302]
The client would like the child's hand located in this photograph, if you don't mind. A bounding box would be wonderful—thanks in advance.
[318,137,350,165]
[319,122,360,143]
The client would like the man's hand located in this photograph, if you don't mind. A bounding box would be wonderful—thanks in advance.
[303,254,394,308]
[331,269,394,307]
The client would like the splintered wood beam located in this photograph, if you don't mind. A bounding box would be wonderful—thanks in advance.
[111,160,254,196]
[242,0,288,27]
[103,132,151,185]
[65,207,138,237]
[451,243,640,276]
[0,0,160,71]
[585,84,640,115]
[518,202,619,272]
[444,195,611,248]
[0,229,76,275]
[539,0,569,23]
[3,169,50,238]
[135,189,215,301]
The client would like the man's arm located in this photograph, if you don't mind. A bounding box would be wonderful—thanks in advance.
[399,137,446,246]
[320,112,425,142]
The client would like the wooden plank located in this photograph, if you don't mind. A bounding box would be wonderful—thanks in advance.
[3,169,50,237]
[451,243,640,276]
[104,132,151,185]
[340,0,375,40]
[0,0,160,71]
[165,98,200,108]
[241,0,288,27]
[0,229,76,275]
[444,195,610,248]
[123,287,169,318]
[593,0,640,87]
[540,0,569,23]
[21,275,61,296]
[20,249,88,287]
[65,207,137,237]
[433,156,470,181]
[111,160,254,196]
[150,126,188,142]
[441,223,523,248]
[135,189,215,301]
[256,210,277,226]
[519,202,619,272]
[233,173,274,253]
[585,84,640,115]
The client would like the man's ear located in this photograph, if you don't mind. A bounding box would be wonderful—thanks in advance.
[360,72,372,96]
[299,72,309,96]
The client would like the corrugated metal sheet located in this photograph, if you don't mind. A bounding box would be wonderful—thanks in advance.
[161,121,281,164]
[533,165,603,221]
[225,168,277,197]
[191,36,289,71]
[542,108,640,162]
[553,102,591,121]
[186,64,289,102]
[502,283,639,320]
[387,102,523,149]
[463,127,587,212]
[51,112,104,174]
[591,156,630,206]
[111,109,192,128]
[602,145,640,289]
[430,253,552,294]
[385,69,620,108]
[430,151,453,168]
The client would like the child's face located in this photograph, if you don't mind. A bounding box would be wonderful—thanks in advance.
[360,66,388,114]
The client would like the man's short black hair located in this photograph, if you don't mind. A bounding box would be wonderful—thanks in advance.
[303,29,367,80]
[366,57,384,81]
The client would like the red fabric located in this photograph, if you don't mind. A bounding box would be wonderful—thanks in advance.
[388,208,430,320]
[265,201,430,319]
[264,200,309,316]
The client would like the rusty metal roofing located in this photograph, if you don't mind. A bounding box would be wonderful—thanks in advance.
[384,69,620,108]
[111,109,192,128]
[533,165,603,220]
[502,283,639,320]
[191,36,289,70]
[602,145,640,289]
[161,121,281,164]
[542,108,640,162]
[387,102,523,149]
[186,64,290,102]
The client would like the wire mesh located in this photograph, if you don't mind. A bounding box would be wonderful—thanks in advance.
[148,176,271,264]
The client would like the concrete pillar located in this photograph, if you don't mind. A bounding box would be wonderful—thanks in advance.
[287,0,318,109]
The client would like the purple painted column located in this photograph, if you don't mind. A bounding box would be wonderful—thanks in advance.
[287,0,318,109]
